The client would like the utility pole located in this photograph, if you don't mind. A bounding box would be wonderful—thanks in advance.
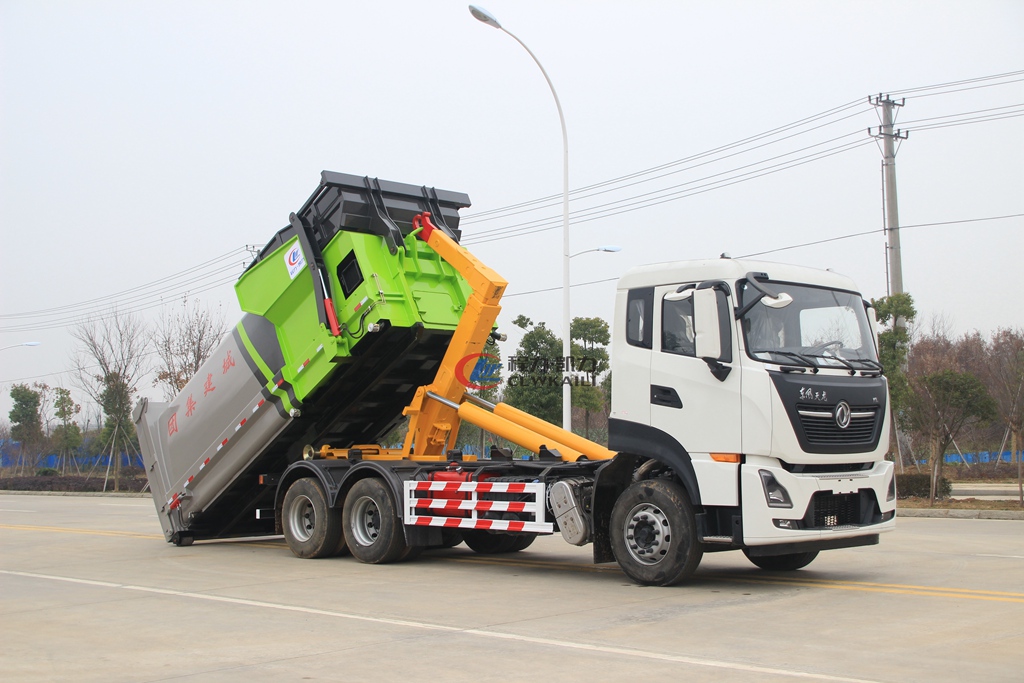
[869,94,909,303]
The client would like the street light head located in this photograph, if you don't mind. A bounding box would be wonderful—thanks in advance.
[597,245,622,253]
[469,5,502,29]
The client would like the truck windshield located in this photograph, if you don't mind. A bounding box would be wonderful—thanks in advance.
[739,282,878,370]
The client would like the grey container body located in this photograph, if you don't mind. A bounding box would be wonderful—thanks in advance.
[134,327,291,542]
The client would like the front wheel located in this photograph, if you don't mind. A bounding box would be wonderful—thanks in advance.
[343,478,413,564]
[743,549,819,571]
[282,478,344,559]
[610,479,703,586]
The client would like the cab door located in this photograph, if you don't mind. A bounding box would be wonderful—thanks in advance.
[649,283,742,505]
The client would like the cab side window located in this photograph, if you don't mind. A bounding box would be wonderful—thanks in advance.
[626,287,653,349]
[662,295,695,357]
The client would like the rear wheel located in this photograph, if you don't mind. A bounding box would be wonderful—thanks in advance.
[610,479,703,586]
[463,531,535,554]
[743,549,819,571]
[282,478,344,559]
[343,478,412,564]
[437,530,464,549]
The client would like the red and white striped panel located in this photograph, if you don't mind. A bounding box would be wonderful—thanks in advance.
[411,499,529,513]
[407,516,551,533]
[402,480,552,534]
[407,481,531,494]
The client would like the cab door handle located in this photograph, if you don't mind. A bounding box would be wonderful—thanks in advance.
[651,385,682,409]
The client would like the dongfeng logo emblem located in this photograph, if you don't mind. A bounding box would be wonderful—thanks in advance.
[834,401,852,429]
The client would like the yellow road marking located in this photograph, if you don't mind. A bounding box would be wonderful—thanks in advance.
[0,523,162,540]
[5,523,1022,603]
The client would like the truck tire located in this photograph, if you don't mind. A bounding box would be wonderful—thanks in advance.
[282,478,344,559]
[743,549,818,571]
[462,531,535,554]
[438,530,464,548]
[343,478,411,564]
[610,479,703,586]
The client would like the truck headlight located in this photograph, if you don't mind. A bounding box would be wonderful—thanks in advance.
[759,470,793,508]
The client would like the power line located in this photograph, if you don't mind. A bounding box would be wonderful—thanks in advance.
[498,213,1024,300]
[504,277,619,299]
[464,138,877,245]
[462,100,871,224]
[887,69,1024,96]
[737,213,1024,258]
[0,246,250,320]
[0,273,240,334]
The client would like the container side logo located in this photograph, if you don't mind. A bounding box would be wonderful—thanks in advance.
[455,353,501,390]
[285,245,306,280]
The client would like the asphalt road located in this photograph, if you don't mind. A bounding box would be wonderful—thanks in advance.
[2,494,1022,683]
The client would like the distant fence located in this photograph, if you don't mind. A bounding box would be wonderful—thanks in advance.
[940,451,1014,464]
[1,453,145,470]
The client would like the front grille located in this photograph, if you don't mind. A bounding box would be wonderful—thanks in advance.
[798,404,879,445]
[807,491,860,528]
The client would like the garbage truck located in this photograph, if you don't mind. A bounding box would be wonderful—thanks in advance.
[135,171,896,586]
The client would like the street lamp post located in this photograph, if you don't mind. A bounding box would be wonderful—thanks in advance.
[468,5,573,431]
[0,342,41,352]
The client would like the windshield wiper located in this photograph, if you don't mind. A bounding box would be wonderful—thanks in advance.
[803,353,883,375]
[845,357,884,373]
[759,349,818,371]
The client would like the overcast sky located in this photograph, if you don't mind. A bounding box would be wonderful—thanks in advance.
[1,1,1022,424]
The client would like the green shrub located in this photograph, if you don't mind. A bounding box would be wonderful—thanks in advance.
[35,467,59,477]
[896,473,952,499]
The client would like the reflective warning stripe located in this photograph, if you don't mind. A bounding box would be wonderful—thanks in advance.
[402,480,552,534]
[407,517,550,533]
[407,481,530,494]
[411,499,528,513]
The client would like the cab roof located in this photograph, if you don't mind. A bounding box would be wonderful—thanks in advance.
[616,257,861,294]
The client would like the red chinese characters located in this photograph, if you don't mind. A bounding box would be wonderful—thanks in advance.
[167,412,179,437]
[222,350,236,375]
[204,373,216,396]
[185,394,197,417]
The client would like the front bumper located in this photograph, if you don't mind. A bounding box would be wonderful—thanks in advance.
[741,457,896,546]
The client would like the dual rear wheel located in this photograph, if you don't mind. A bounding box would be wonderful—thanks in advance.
[282,476,536,562]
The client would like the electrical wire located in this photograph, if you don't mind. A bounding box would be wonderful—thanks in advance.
[0,273,241,334]
[464,138,877,245]
[0,246,247,319]
[497,213,1023,300]
[462,100,870,223]
[737,213,1024,258]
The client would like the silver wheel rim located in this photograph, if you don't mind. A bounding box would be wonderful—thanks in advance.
[623,502,672,565]
[350,495,382,547]
[287,494,316,543]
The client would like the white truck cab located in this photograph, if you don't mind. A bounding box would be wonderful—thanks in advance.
[609,256,896,566]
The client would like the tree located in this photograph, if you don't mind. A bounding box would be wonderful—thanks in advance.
[906,333,997,503]
[455,342,505,457]
[71,310,149,491]
[153,297,226,400]
[571,316,610,441]
[51,387,83,475]
[871,293,916,468]
[979,328,1024,505]
[502,315,562,426]
[8,384,44,474]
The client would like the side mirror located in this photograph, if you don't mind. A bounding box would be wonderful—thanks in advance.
[762,292,793,309]
[693,288,722,359]
[664,288,694,303]
[694,285,733,381]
